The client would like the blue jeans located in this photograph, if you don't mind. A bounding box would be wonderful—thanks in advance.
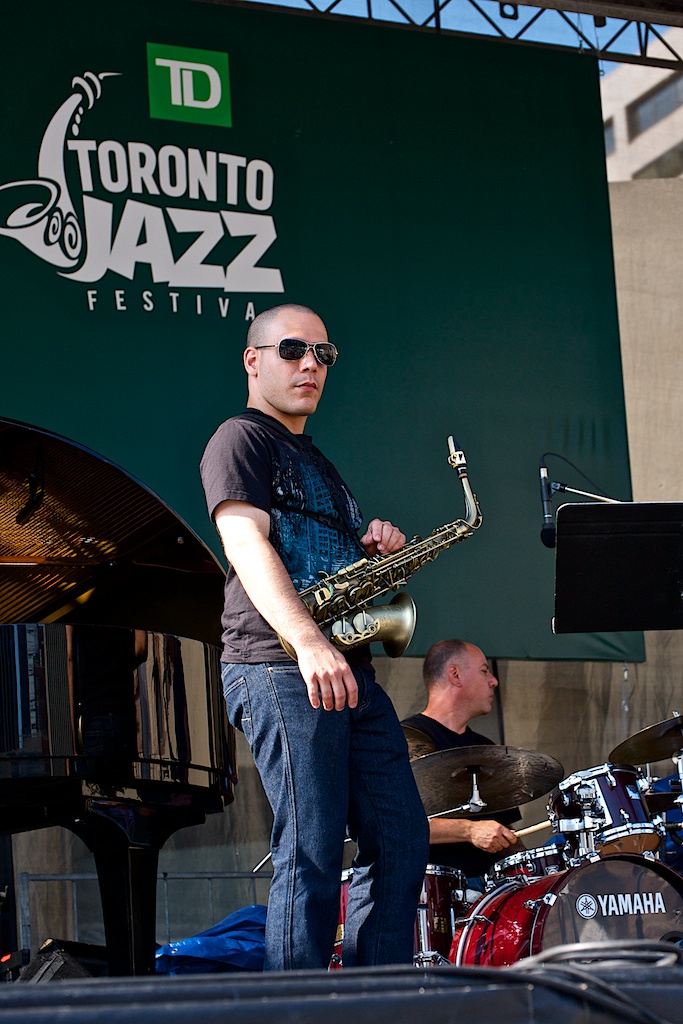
[222,661,429,971]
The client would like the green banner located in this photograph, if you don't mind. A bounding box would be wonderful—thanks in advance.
[0,0,641,660]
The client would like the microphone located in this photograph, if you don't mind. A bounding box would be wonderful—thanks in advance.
[539,463,556,548]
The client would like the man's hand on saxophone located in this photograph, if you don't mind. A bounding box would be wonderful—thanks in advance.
[360,518,407,557]
[277,437,481,662]
[215,498,360,712]
[295,516,406,708]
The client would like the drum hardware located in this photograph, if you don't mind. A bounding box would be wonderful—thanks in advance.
[416,907,433,953]
[452,913,494,947]
[410,745,564,819]
[522,892,557,912]
[252,835,354,874]
[563,850,601,869]
[415,902,454,958]
[426,769,487,817]
[551,811,600,864]
[413,951,451,967]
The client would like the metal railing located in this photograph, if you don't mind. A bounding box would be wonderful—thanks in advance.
[235,0,683,69]
[17,869,272,954]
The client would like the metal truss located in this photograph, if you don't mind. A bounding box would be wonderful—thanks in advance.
[215,0,683,68]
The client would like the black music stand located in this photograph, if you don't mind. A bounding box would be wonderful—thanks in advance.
[553,502,683,633]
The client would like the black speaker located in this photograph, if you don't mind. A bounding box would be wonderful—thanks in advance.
[19,939,108,982]
[0,956,682,1023]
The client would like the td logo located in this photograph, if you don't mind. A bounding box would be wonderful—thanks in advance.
[147,42,232,127]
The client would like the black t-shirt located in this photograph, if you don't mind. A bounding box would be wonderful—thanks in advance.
[401,712,520,878]
[200,409,368,664]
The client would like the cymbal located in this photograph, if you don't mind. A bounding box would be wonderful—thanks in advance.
[609,715,683,766]
[401,725,436,761]
[642,789,681,814]
[410,744,564,818]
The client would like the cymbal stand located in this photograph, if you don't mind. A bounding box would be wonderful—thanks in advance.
[413,912,452,968]
[674,749,683,810]
[427,770,487,819]
[252,835,355,873]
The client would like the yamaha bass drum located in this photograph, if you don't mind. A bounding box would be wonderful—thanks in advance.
[451,855,683,966]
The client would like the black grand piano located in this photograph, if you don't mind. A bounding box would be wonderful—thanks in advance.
[0,417,236,976]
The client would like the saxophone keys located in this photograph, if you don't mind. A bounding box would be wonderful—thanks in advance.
[352,611,377,634]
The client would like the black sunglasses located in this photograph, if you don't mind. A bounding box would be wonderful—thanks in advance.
[254,338,338,366]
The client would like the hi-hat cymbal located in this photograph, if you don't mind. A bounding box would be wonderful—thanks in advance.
[609,715,683,766]
[401,725,436,761]
[410,744,564,818]
[642,789,681,814]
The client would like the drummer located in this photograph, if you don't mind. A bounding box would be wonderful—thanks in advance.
[401,639,524,889]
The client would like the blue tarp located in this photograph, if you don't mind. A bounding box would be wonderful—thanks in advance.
[155,904,267,975]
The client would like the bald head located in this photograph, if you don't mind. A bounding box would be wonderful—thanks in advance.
[422,639,472,692]
[246,304,326,349]
[421,638,498,725]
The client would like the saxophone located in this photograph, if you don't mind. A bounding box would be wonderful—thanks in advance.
[279,436,482,659]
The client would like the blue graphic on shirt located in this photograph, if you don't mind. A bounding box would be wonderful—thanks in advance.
[269,444,364,592]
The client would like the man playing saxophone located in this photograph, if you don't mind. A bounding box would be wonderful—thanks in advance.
[200,303,429,971]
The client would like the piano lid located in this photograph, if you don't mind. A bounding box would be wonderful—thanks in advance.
[0,417,225,644]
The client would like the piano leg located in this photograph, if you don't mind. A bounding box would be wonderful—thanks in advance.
[91,842,160,976]
[69,798,208,976]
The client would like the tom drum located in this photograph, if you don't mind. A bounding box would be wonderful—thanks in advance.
[548,764,663,858]
[491,842,565,882]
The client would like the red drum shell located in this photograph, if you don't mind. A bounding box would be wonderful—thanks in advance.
[414,864,468,959]
[330,867,354,968]
[451,854,683,967]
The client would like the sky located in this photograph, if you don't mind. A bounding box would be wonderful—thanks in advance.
[242,0,662,73]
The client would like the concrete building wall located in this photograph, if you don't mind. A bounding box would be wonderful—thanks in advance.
[602,28,683,181]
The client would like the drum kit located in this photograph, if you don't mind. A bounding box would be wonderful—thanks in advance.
[386,714,683,968]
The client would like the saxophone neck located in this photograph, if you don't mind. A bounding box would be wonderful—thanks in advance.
[447,435,482,529]
[462,476,482,530]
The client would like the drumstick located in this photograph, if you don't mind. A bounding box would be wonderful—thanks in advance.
[514,820,553,838]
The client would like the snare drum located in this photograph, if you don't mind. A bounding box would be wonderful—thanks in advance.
[491,842,565,881]
[548,763,662,858]
[451,854,683,966]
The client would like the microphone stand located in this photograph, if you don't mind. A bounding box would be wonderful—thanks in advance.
[550,482,620,504]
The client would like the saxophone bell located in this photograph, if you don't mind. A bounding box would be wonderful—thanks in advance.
[280,592,417,661]
[332,592,417,658]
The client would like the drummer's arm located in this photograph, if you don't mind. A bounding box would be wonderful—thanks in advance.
[429,818,525,855]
